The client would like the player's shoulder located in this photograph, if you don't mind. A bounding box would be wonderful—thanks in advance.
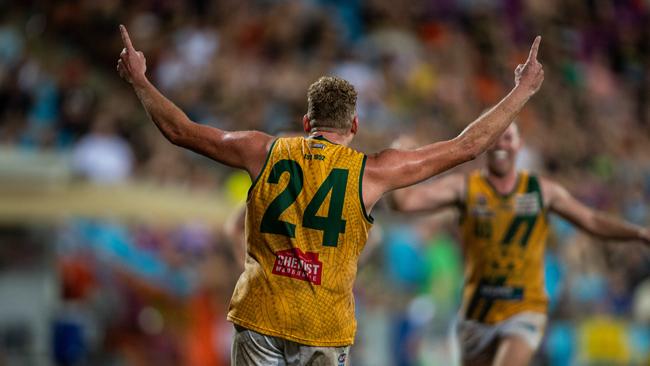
[536,175,560,193]
[237,130,275,149]
[531,174,569,207]
[362,149,400,186]
[363,147,407,174]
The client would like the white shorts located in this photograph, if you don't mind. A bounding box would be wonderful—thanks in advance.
[231,325,350,366]
[456,311,547,360]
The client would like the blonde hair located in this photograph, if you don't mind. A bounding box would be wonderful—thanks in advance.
[306,76,357,130]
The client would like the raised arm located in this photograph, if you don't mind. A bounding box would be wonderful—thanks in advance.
[543,178,650,245]
[116,25,272,178]
[363,37,544,207]
[390,173,465,213]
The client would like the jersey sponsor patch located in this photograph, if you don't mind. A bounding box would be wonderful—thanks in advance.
[478,284,524,300]
[514,193,540,215]
[272,248,323,285]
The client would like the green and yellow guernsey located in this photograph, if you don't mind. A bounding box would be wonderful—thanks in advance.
[228,136,373,346]
[460,170,549,324]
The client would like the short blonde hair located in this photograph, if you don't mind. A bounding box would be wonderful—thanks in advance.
[307,76,357,130]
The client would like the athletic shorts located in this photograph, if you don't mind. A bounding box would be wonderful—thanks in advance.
[231,325,350,366]
[456,311,547,360]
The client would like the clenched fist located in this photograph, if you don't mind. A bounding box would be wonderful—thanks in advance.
[117,25,147,85]
[514,36,544,97]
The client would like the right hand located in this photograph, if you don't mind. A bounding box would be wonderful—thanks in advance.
[514,36,544,96]
[117,24,147,85]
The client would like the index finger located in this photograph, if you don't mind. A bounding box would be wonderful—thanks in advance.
[120,24,135,52]
[527,35,541,61]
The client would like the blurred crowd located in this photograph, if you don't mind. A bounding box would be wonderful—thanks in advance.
[1,0,650,365]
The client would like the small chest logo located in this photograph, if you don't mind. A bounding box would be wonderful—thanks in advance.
[273,248,323,285]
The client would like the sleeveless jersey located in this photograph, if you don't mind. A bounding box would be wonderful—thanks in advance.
[459,170,549,324]
[227,136,373,346]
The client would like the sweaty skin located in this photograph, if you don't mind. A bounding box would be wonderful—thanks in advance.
[117,23,545,358]
[117,25,544,216]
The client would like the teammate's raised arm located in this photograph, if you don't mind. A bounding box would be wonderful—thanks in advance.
[116,25,272,178]
[363,36,544,207]
[543,178,650,246]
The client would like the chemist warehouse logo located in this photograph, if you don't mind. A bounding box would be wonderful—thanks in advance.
[272,248,323,285]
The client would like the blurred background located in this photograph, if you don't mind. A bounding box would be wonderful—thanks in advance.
[1,0,650,365]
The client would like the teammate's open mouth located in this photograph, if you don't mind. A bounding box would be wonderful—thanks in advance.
[494,150,508,160]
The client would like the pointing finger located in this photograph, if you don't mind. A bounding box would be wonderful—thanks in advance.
[527,36,541,61]
[119,24,135,52]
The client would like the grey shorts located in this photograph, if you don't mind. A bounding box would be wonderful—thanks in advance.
[231,325,351,366]
[456,311,547,359]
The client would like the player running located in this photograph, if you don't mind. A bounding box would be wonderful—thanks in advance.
[391,123,650,366]
[117,24,544,365]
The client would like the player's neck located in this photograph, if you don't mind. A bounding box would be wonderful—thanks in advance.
[486,169,518,195]
[309,130,352,146]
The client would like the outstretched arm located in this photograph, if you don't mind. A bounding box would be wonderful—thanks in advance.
[543,178,650,245]
[116,25,272,178]
[390,173,465,213]
[363,36,544,208]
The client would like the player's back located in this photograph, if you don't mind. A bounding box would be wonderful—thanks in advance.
[228,135,373,346]
[459,170,549,324]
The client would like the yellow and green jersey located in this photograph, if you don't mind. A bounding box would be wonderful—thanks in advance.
[227,136,373,346]
[460,170,549,324]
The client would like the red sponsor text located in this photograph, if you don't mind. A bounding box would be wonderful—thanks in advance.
[272,248,323,285]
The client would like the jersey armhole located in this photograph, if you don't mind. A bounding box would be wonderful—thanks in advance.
[359,155,374,224]
[247,138,278,200]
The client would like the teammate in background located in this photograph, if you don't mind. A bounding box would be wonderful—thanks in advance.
[391,123,650,366]
[117,24,544,365]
